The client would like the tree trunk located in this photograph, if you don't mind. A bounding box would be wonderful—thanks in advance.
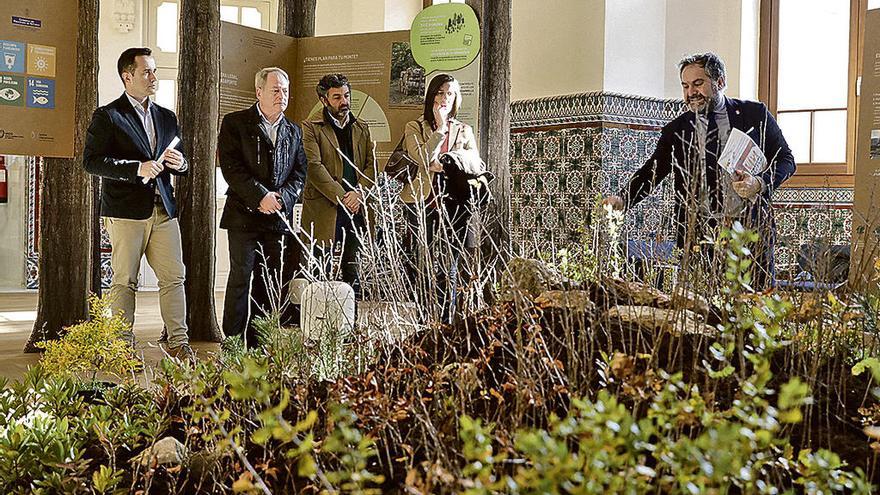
[277,0,317,37]
[25,0,99,352]
[465,0,512,265]
[176,0,224,342]
[91,176,102,297]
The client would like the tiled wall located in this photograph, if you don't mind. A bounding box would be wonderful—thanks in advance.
[773,188,853,274]
[510,92,854,278]
[25,158,112,290]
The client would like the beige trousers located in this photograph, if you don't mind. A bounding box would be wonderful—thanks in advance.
[104,204,188,346]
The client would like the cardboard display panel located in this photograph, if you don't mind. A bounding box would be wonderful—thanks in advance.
[220,21,297,121]
[0,1,78,158]
[219,4,482,161]
[293,30,421,159]
[220,26,423,159]
[853,8,880,287]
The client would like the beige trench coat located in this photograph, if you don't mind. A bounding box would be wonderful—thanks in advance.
[399,116,478,204]
[299,113,378,246]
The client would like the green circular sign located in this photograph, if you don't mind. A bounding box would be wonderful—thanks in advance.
[410,3,480,74]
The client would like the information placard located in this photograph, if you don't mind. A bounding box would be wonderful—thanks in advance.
[221,25,424,160]
[220,21,297,121]
[293,30,422,159]
[852,8,880,287]
[0,1,78,157]
[220,6,481,161]
[410,3,481,142]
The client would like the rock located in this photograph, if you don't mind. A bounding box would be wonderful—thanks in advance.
[499,258,568,301]
[131,436,187,468]
[535,290,596,314]
[604,305,716,336]
[665,287,712,316]
[601,278,672,307]
[358,300,422,342]
[599,278,716,319]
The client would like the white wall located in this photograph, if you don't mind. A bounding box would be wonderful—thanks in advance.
[663,0,745,99]
[511,0,606,101]
[316,0,422,35]
[98,0,145,105]
[603,0,666,97]
[385,0,422,31]
[0,156,28,289]
[510,0,756,101]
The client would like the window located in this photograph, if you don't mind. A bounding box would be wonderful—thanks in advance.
[145,0,273,196]
[220,3,267,29]
[760,0,865,186]
[146,0,272,113]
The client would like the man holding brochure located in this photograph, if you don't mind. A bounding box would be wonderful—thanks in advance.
[83,47,193,359]
[604,52,796,288]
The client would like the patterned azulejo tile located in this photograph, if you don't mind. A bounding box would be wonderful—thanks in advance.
[510,92,854,274]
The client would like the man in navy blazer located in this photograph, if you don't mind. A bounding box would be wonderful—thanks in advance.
[605,52,796,288]
[218,67,308,347]
[84,47,193,359]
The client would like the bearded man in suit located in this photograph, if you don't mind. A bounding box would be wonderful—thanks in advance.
[604,52,796,288]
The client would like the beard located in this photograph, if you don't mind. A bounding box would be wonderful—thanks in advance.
[327,104,350,121]
[687,96,710,113]
[688,83,723,113]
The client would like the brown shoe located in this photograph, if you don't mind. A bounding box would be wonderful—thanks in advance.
[167,343,196,362]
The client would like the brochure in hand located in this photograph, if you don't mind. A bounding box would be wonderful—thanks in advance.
[717,128,766,176]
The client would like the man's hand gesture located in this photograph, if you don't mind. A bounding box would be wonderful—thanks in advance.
[258,192,283,214]
[732,170,762,200]
[138,160,164,180]
[161,148,185,171]
[341,190,362,214]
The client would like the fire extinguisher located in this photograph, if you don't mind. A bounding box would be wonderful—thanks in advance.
[0,156,7,204]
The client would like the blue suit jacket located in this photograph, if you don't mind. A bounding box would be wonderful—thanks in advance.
[84,93,187,219]
[619,97,796,282]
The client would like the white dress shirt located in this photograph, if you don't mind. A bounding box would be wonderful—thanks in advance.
[125,93,187,173]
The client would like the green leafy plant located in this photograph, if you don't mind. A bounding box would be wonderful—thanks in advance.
[37,294,141,385]
[0,368,169,493]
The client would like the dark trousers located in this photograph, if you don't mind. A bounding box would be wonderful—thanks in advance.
[403,201,471,324]
[311,206,362,299]
[223,230,292,347]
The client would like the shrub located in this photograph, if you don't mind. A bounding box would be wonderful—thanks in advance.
[37,294,141,384]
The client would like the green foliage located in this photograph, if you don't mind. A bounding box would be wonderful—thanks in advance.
[218,353,384,493]
[540,196,622,283]
[458,415,505,493]
[1,223,877,493]
[452,222,872,494]
[457,370,869,494]
[853,357,880,382]
[796,449,873,494]
[91,465,125,495]
[541,245,598,283]
[320,405,385,494]
[37,294,141,383]
[0,366,163,494]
